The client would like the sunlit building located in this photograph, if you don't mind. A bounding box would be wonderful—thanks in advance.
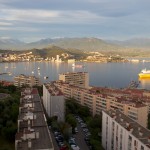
[53,81,148,127]
[14,74,41,87]
[102,110,150,150]
[59,72,89,88]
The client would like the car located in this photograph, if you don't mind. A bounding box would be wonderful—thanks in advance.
[84,137,90,141]
[85,132,91,137]
[58,141,65,147]
[81,124,87,128]
[55,136,64,143]
[60,145,68,150]
[83,128,89,132]
[54,131,61,136]
[69,139,76,145]
[75,127,78,133]
[71,144,80,150]
[78,119,83,123]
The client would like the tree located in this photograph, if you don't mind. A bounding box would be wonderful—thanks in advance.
[78,105,90,117]
[66,114,77,129]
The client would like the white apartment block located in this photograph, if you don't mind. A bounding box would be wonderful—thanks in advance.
[43,83,65,122]
[102,110,150,150]
[53,81,148,127]
[14,74,41,87]
[59,72,89,88]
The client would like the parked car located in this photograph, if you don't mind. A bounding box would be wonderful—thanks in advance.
[75,127,78,133]
[71,144,80,150]
[60,145,68,150]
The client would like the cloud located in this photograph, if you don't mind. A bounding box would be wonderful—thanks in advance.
[0,8,101,24]
[0,26,39,32]
[0,22,13,26]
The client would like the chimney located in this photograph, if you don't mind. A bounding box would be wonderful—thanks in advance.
[113,115,116,119]
[35,131,39,139]
[139,131,143,136]
[28,118,30,125]
[34,114,36,119]
[138,127,141,131]
[126,122,129,127]
[28,139,32,148]
[120,118,123,122]
[129,128,133,133]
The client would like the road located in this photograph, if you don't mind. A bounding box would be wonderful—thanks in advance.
[73,123,90,150]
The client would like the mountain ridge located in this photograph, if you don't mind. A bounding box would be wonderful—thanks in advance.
[0,37,150,51]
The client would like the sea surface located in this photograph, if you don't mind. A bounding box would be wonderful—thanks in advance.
[0,61,150,89]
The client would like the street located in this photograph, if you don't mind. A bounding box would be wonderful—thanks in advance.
[73,123,90,150]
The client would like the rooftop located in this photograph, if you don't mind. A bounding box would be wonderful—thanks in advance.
[54,80,147,108]
[16,88,53,150]
[104,110,150,148]
[44,83,63,96]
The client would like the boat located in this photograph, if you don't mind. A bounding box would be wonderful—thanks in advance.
[72,63,85,68]
[139,69,150,78]
[38,67,40,70]
[44,76,48,79]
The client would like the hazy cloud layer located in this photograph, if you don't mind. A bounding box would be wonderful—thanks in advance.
[0,0,150,41]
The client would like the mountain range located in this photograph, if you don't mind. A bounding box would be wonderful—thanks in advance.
[0,37,150,51]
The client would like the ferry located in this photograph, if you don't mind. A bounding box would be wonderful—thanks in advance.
[139,69,150,78]
[72,63,85,68]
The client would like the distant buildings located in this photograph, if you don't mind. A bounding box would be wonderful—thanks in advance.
[68,59,75,63]
[15,88,54,150]
[54,80,148,127]
[55,55,62,62]
[59,72,89,88]
[14,74,41,87]
[102,110,150,150]
[43,83,65,122]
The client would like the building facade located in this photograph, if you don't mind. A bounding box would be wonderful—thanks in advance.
[53,81,148,127]
[43,83,65,122]
[14,74,41,87]
[59,72,89,88]
[15,88,54,150]
[102,110,150,150]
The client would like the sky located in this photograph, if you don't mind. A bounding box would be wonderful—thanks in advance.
[0,0,150,42]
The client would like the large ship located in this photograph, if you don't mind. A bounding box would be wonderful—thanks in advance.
[139,69,150,78]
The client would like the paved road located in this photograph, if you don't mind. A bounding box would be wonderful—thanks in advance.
[73,123,90,150]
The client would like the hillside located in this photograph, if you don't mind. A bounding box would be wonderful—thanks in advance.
[44,37,121,51]
[0,37,121,51]
[0,37,150,57]
[24,46,87,60]
[107,38,150,48]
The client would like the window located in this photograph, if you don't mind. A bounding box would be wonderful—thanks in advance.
[141,145,144,150]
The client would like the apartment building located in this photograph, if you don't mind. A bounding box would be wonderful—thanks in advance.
[59,72,89,88]
[15,88,54,150]
[43,83,65,122]
[102,110,150,150]
[14,74,41,87]
[53,81,148,127]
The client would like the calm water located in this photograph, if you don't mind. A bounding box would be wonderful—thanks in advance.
[0,61,150,89]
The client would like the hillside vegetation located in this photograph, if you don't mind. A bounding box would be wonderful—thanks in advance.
[25,46,88,59]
